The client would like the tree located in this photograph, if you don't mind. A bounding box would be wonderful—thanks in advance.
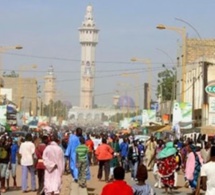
[157,64,176,101]
[3,70,19,77]
[43,100,67,120]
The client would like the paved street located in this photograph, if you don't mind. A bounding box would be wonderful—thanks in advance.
[5,165,71,195]
[87,166,205,195]
[5,165,205,195]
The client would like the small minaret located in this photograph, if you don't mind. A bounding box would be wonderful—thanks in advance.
[79,5,99,109]
[113,91,120,107]
[44,66,56,105]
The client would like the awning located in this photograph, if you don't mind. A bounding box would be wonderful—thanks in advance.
[201,125,215,135]
[155,125,172,133]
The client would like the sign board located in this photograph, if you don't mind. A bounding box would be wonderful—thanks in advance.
[209,97,215,113]
[205,81,215,96]
[0,88,12,101]
[142,109,156,126]
[172,101,192,129]
[208,113,215,126]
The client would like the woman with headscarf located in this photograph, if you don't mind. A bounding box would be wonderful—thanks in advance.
[185,143,203,194]
[157,141,178,194]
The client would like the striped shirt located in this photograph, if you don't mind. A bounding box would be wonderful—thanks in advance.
[76,144,88,162]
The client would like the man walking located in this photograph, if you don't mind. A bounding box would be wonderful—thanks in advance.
[35,135,49,195]
[19,133,36,193]
[43,133,65,195]
[65,128,83,182]
[197,145,215,195]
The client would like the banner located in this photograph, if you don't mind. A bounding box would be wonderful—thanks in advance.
[208,97,215,125]
[172,101,192,129]
[119,118,132,129]
[0,88,12,101]
[142,109,156,126]
[0,105,7,126]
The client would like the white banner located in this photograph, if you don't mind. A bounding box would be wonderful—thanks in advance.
[0,88,12,101]
[0,105,7,126]
[142,109,156,126]
[209,97,215,113]
[172,101,192,129]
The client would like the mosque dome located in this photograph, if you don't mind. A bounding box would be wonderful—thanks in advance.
[117,95,136,109]
[63,101,72,109]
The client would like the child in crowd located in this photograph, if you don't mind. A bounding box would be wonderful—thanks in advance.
[132,164,154,195]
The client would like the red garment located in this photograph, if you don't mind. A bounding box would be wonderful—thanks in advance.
[101,180,133,195]
[95,143,113,161]
[86,139,94,152]
[157,155,177,187]
[35,143,46,169]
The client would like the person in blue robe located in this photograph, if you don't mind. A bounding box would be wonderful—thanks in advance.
[65,128,90,181]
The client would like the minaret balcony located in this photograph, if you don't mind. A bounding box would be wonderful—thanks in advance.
[81,88,93,92]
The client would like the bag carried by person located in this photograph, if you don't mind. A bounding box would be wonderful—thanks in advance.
[0,147,8,159]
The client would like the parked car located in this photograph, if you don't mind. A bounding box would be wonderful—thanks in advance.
[11,131,27,138]
[134,135,150,143]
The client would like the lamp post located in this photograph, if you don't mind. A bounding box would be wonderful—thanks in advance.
[0,45,23,76]
[131,57,152,109]
[174,18,207,126]
[156,24,186,102]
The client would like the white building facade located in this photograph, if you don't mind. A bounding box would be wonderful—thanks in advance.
[182,39,215,126]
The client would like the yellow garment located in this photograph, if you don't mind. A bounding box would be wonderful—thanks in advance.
[175,155,179,163]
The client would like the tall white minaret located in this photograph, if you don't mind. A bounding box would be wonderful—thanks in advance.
[79,5,99,109]
[44,65,56,105]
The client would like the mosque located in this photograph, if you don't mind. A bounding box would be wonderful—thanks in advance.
[67,5,136,125]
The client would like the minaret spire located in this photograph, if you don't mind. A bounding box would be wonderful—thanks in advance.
[79,5,99,109]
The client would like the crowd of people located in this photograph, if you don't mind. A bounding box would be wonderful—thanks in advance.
[0,127,214,195]
[64,128,215,195]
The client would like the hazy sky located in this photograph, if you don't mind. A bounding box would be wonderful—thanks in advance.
[1,0,215,108]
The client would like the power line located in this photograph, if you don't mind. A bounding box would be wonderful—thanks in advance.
[5,52,178,66]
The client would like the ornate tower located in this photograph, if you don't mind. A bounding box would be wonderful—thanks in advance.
[44,65,56,105]
[79,5,99,109]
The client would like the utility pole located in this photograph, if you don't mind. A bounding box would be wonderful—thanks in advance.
[202,61,209,126]
[144,83,149,109]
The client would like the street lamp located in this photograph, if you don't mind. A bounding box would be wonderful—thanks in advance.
[0,45,23,76]
[156,24,186,102]
[131,57,152,109]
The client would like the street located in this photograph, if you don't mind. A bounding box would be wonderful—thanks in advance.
[5,165,205,195]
